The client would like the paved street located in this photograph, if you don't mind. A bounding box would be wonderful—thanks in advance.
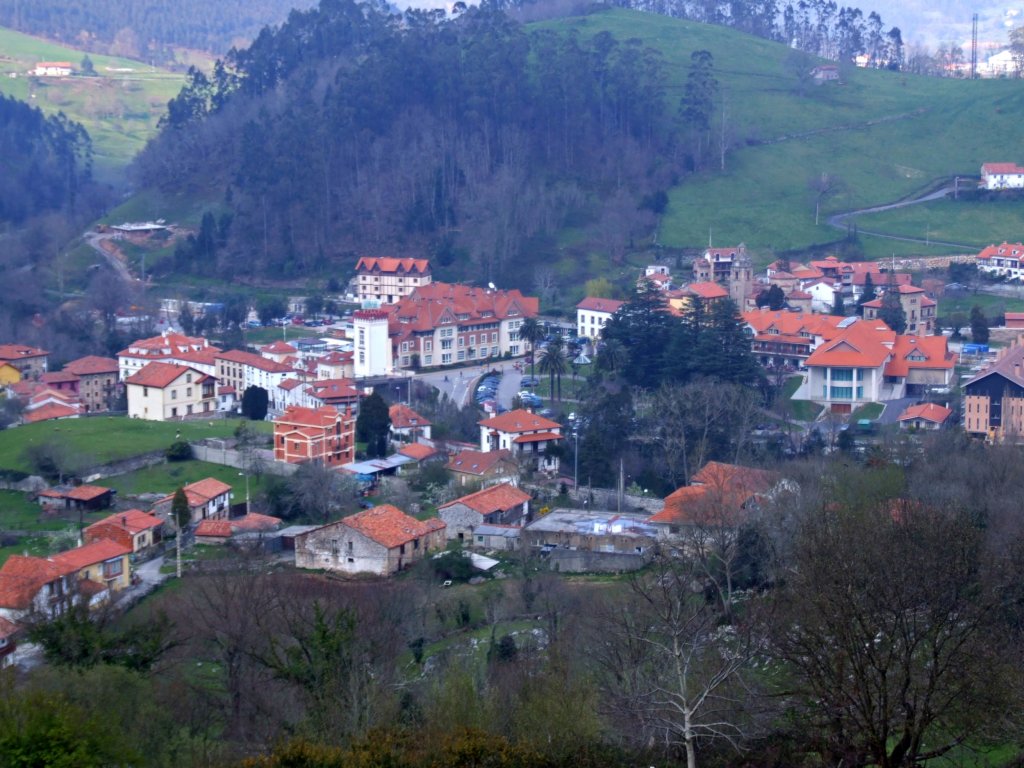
[415,358,526,409]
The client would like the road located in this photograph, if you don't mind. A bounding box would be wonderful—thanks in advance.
[83,230,134,282]
[415,358,526,409]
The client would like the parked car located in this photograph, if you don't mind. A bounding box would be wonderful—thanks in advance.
[521,376,539,386]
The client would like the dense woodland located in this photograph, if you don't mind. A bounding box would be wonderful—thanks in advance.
[0,0,317,61]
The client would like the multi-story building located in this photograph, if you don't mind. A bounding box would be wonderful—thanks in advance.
[478,409,562,473]
[388,282,539,370]
[742,309,846,369]
[153,478,233,524]
[274,405,355,467]
[215,350,295,412]
[692,244,754,306]
[125,362,217,420]
[63,356,120,412]
[355,257,432,304]
[118,332,219,381]
[353,309,392,377]
[964,343,1024,441]
[576,297,624,340]
[981,163,1024,190]
[861,284,937,335]
[0,345,48,380]
[976,242,1024,279]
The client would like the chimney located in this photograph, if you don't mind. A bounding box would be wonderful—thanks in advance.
[122,515,128,528]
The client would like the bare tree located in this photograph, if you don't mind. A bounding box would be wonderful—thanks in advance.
[808,171,844,226]
[592,552,759,768]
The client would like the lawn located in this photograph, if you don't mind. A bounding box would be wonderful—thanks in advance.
[0,417,270,474]
[0,536,56,567]
[851,402,885,422]
[0,26,196,183]
[938,291,1024,321]
[787,399,823,422]
[104,459,271,498]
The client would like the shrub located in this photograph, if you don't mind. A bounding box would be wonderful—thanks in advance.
[165,441,193,462]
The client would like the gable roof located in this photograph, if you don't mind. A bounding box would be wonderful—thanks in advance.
[51,540,131,570]
[649,462,778,526]
[276,405,344,429]
[389,282,539,341]
[64,355,118,376]
[389,403,431,429]
[804,319,896,369]
[184,477,232,501]
[341,505,445,549]
[229,513,282,532]
[125,361,198,389]
[85,509,163,536]
[356,257,431,275]
[261,341,297,354]
[884,335,954,377]
[965,343,1024,389]
[576,297,625,314]
[398,442,440,461]
[195,519,233,538]
[446,448,515,475]
[216,349,294,374]
[440,482,531,514]
[0,344,47,362]
[898,403,952,424]
[977,242,1024,261]
[479,409,560,433]
[24,402,80,423]
[0,555,77,610]
[982,163,1024,175]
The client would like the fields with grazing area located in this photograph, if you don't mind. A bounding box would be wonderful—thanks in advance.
[0,417,269,474]
[103,459,271,497]
[543,10,1024,265]
[0,26,193,182]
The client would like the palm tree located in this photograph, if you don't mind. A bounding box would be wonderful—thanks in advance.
[539,338,568,401]
[596,338,628,376]
[518,317,544,380]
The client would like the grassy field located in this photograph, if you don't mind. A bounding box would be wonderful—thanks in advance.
[0,417,269,474]
[851,402,885,421]
[0,27,196,183]
[103,459,271,497]
[543,10,1024,264]
[939,292,1024,320]
[849,198,1024,253]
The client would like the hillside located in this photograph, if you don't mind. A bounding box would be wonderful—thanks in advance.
[115,6,1024,304]
[0,26,190,182]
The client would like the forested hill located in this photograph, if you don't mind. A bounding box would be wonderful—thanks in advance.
[135,1,683,287]
[0,95,92,224]
[0,0,318,61]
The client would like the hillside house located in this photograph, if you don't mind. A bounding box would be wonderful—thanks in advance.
[37,485,114,512]
[576,297,624,340]
[437,482,530,542]
[977,242,1024,279]
[126,361,216,420]
[118,331,218,381]
[478,409,562,473]
[51,540,133,602]
[0,344,48,379]
[389,403,431,443]
[0,555,77,624]
[84,509,164,553]
[153,478,233,524]
[898,402,952,430]
[446,448,519,487]
[32,62,72,77]
[981,163,1024,190]
[294,505,446,576]
[273,405,355,467]
[64,355,120,412]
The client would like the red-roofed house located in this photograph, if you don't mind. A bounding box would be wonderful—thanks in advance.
[126,361,216,420]
[438,482,530,542]
[195,519,234,543]
[479,409,562,473]
[215,350,295,412]
[295,504,446,575]
[303,379,362,413]
[977,242,1024,279]
[0,344,48,379]
[742,309,845,368]
[273,405,355,467]
[314,350,354,380]
[576,297,625,340]
[898,402,952,430]
[667,282,730,316]
[51,540,133,596]
[63,355,120,412]
[981,163,1024,190]
[118,331,218,381]
[259,340,298,363]
[37,485,114,512]
[398,442,441,462]
[0,555,77,623]
[861,284,937,335]
[84,509,164,553]
[356,256,433,304]
[446,448,519,487]
[153,478,233,524]
[692,244,754,305]
[389,403,431,442]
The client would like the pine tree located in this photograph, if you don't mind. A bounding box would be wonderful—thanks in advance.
[857,272,876,316]
[832,291,846,316]
[170,487,191,579]
[970,306,990,345]
[878,289,906,334]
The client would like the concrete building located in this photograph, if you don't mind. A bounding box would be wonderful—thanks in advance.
[964,343,1024,441]
[576,297,625,340]
[437,482,530,543]
[478,409,562,473]
[294,505,446,576]
[861,284,937,335]
[353,309,392,377]
[215,350,295,412]
[355,257,432,304]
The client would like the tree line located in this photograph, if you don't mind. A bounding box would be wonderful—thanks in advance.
[135,1,705,287]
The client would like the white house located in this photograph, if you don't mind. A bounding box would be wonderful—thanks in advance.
[125,362,217,421]
[981,163,1024,190]
[576,297,625,340]
[478,409,562,473]
[32,62,72,77]
[977,242,1024,279]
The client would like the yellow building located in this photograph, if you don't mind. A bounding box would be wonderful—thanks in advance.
[51,540,132,602]
[0,363,21,387]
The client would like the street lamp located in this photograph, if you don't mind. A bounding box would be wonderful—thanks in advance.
[568,415,579,492]
[238,471,250,516]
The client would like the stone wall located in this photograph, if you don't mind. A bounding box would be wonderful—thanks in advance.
[191,444,297,477]
[544,549,650,573]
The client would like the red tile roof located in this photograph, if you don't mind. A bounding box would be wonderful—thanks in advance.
[276,405,345,429]
[216,349,294,373]
[742,309,845,340]
[977,242,1024,261]
[195,519,233,538]
[649,462,778,526]
[398,442,439,461]
[86,509,163,536]
[576,297,625,313]
[389,282,539,342]
[389,403,431,429]
[64,355,118,376]
[261,341,297,354]
[64,485,112,502]
[512,431,562,444]
[982,163,1024,175]
[479,409,560,434]
[898,403,952,423]
[0,344,47,362]
[440,482,530,514]
[119,332,213,357]
[23,402,80,423]
[184,478,232,502]
[804,319,896,369]
[446,448,515,475]
[51,540,131,571]
[341,505,445,549]
[229,513,282,532]
[884,335,954,378]
[0,616,19,639]
[41,370,79,385]
[0,555,77,610]
[125,361,197,389]
[356,257,431,275]
[684,281,729,299]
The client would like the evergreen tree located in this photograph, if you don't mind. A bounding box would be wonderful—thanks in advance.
[832,291,846,316]
[878,289,906,334]
[857,272,876,316]
[356,392,391,458]
[970,306,990,345]
[756,285,785,310]
[170,487,191,579]
[602,285,674,389]
[240,385,269,420]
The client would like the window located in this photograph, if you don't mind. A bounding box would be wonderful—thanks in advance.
[832,368,854,382]
[424,355,432,365]
[469,335,476,345]
[457,351,466,361]
[187,387,193,397]
[347,541,353,553]
[103,559,123,579]
[442,353,452,365]
[171,389,178,400]
[331,539,339,555]
[491,332,497,343]
[458,337,465,347]
[830,386,853,399]
[186,373,192,383]
[424,340,432,352]
[143,387,148,397]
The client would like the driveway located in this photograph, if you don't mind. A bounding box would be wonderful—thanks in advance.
[878,397,914,425]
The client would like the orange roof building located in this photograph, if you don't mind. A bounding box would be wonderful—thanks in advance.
[898,402,952,430]
[84,509,164,553]
[446,448,519,486]
[976,242,1024,279]
[356,256,433,304]
[389,403,431,443]
[295,504,446,576]
[274,404,355,467]
[982,163,1024,190]
[118,331,218,380]
[438,483,531,541]
[861,284,937,336]
[125,361,217,421]
[153,477,233,525]
[37,484,114,511]
[0,344,48,379]
[742,309,846,368]
[479,409,561,474]
[63,355,120,413]
[649,461,781,530]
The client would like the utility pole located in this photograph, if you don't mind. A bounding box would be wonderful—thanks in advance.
[971,13,979,80]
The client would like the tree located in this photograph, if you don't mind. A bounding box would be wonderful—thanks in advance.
[257,296,287,326]
[970,305,990,344]
[857,272,876,315]
[165,440,193,462]
[831,290,845,315]
[595,338,628,377]
[538,338,568,401]
[356,392,391,458]
[240,385,269,421]
[518,317,544,380]
[593,552,758,768]
[878,288,907,333]
[285,461,357,523]
[755,285,785,310]
[80,54,96,76]
[178,301,195,335]
[680,50,718,168]
[583,277,615,299]
[773,499,1017,768]
[809,172,843,226]
[170,487,191,579]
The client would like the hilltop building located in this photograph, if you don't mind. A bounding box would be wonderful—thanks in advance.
[355,257,432,304]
